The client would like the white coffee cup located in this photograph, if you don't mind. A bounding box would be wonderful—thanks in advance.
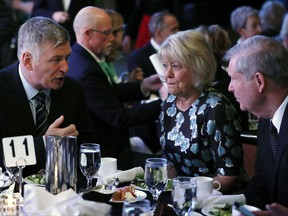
[193,176,221,197]
[98,157,117,177]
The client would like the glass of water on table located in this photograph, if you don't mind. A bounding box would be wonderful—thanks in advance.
[79,143,101,189]
[144,158,168,210]
[172,176,197,216]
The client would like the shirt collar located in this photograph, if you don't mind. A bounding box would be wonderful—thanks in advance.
[272,95,288,133]
[18,65,50,100]
[150,38,161,51]
[79,44,105,63]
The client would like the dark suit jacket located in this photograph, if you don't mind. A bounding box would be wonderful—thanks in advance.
[67,43,161,169]
[31,0,94,45]
[127,42,156,78]
[245,104,288,209]
[0,63,96,177]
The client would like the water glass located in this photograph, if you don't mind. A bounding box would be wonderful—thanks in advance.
[144,158,167,210]
[172,176,197,216]
[122,199,151,216]
[79,143,101,189]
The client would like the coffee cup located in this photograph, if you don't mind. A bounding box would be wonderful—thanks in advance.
[98,157,117,177]
[193,176,221,197]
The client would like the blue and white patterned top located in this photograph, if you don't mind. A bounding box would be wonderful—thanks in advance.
[158,87,243,177]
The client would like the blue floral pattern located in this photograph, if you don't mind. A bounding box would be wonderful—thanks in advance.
[158,87,243,177]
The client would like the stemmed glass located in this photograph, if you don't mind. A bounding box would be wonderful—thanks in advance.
[144,158,168,210]
[3,157,26,193]
[172,176,197,216]
[79,143,101,189]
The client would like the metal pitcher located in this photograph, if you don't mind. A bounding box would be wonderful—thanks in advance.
[45,136,77,194]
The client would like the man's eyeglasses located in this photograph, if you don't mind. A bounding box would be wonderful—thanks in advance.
[90,28,112,36]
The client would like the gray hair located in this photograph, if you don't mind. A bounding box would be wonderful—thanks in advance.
[148,10,174,36]
[158,29,217,91]
[224,35,288,88]
[17,16,70,60]
[259,1,286,32]
[230,6,259,32]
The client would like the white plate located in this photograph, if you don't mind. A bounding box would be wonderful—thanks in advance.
[110,190,147,203]
[201,204,232,216]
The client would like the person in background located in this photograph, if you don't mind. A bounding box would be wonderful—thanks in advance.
[230,5,262,44]
[259,0,286,37]
[127,10,179,80]
[68,6,163,170]
[125,11,179,155]
[11,0,34,18]
[157,30,243,194]
[195,24,249,131]
[277,13,288,49]
[31,0,94,45]
[0,0,16,69]
[224,35,288,209]
[122,0,176,54]
[0,16,96,177]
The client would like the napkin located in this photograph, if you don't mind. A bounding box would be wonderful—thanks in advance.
[196,194,246,209]
[149,53,167,88]
[23,184,111,216]
[98,166,144,185]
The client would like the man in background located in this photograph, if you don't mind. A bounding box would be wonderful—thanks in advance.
[68,6,163,170]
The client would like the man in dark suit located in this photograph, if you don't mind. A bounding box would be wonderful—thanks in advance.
[31,0,94,45]
[68,6,163,170]
[0,17,95,177]
[125,11,179,155]
[127,10,179,79]
[224,35,288,209]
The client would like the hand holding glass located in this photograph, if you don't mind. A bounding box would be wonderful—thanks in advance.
[79,143,101,189]
[172,176,197,216]
[144,158,167,209]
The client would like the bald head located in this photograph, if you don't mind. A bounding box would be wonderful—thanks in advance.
[73,6,111,41]
[73,6,114,57]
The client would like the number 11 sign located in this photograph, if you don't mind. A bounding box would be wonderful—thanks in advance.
[2,135,36,167]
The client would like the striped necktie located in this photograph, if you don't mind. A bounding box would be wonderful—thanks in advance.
[34,91,48,135]
[269,121,278,158]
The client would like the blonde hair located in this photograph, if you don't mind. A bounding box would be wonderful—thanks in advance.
[158,30,217,91]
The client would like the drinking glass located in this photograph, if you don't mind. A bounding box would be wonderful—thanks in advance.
[79,143,101,189]
[172,176,197,216]
[144,158,167,210]
[3,157,26,195]
[122,199,151,216]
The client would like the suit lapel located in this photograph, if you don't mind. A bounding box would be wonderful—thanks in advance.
[273,103,288,166]
[8,66,37,134]
[271,103,288,192]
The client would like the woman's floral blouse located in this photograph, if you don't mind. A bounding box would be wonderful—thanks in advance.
[158,87,243,177]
